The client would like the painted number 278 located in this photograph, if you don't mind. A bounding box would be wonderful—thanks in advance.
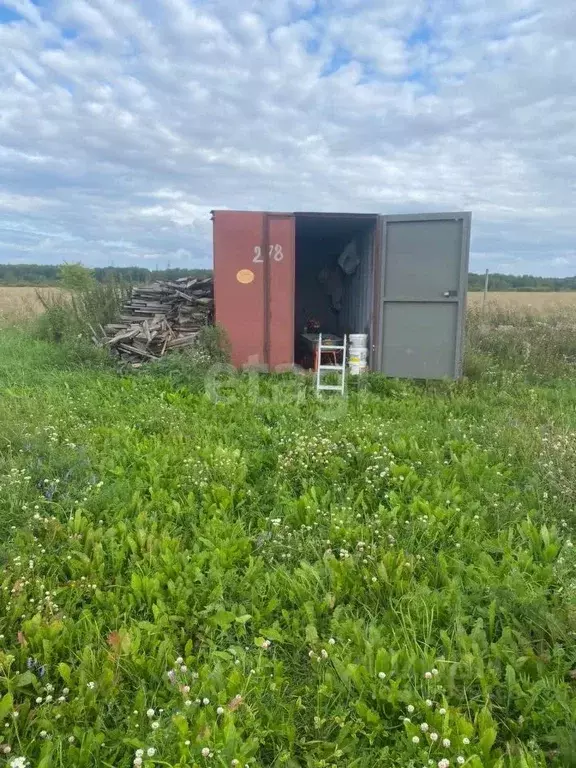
[253,244,284,263]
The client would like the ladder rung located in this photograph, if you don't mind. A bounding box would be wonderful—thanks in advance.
[316,334,346,396]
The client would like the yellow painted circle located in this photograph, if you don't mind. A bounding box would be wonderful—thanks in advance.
[237,269,255,284]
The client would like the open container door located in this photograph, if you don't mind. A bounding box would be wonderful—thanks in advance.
[374,212,471,379]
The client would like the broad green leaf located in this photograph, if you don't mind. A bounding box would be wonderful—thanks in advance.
[479,727,497,757]
[355,700,380,725]
[505,664,516,689]
[58,663,72,685]
[15,671,37,688]
[305,624,318,644]
[0,693,13,720]
[210,610,235,630]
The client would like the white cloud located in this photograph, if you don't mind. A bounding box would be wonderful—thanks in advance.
[0,0,574,274]
[0,192,54,213]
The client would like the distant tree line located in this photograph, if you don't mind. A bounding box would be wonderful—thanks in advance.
[468,273,576,291]
[0,264,212,286]
[1,263,575,291]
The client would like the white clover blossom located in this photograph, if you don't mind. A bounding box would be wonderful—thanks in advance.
[412,736,420,744]
[424,671,433,680]
[201,747,210,757]
[147,747,156,757]
[462,737,470,745]
[146,709,155,718]
[443,738,451,747]
[430,732,438,742]
[439,707,446,715]
[457,759,465,765]
[378,671,386,680]
[438,760,450,768]
[87,682,96,690]
[420,723,429,732]
[407,704,415,713]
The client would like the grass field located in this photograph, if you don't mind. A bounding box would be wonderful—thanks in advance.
[0,297,575,767]
[0,337,575,767]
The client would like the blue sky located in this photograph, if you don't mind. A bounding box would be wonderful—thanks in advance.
[0,0,574,275]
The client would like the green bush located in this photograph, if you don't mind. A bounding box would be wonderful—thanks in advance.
[195,324,232,364]
[58,263,96,292]
[147,325,231,389]
[34,280,130,347]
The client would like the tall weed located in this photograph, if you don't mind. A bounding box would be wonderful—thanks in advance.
[35,280,129,344]
[466,305,576,379]
[147,324,232,389]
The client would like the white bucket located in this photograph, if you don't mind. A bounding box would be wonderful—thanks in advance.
[349,346,368,364]
[349,360,367,376]
[349,333,368,348]
[349,343,368,375]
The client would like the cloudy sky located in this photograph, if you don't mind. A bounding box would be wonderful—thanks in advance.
[0,0,574,274]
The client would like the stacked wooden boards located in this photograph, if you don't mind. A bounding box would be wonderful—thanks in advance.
[101,276,214,363]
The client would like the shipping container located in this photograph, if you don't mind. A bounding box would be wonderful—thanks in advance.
[213,210,471,379]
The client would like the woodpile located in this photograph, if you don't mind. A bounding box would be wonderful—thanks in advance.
[100,276,214,364]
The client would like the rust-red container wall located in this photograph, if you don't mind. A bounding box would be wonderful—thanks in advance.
[213,211,295,368]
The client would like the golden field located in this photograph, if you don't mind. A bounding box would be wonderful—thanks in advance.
[0,286,67,325]
[467,291,576,312]
[1,287,576,326]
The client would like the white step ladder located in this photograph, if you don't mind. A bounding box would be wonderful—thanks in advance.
[315,333,347,396]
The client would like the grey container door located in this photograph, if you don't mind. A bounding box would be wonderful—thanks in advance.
[376,212,471,379]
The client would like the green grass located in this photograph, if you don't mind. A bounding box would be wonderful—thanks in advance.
[0,327,575,768]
